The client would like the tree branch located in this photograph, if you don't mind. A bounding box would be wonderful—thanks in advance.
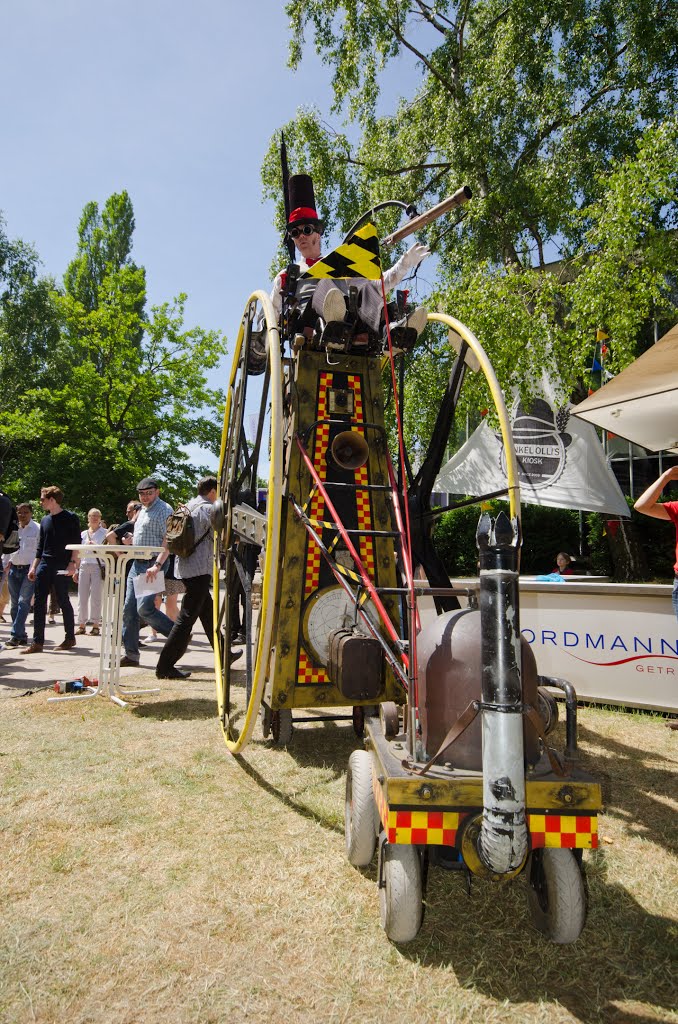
[513,41,631,173]
[410,163,458,204]
[457,0,473,63]
[473,5,511,43]
[339,156,452,178]
[412,0,456,36]
[386,19,456,98]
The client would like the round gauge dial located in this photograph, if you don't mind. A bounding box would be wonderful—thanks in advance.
[302,586,368,665]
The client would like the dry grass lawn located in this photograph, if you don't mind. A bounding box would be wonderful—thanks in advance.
[1,672,676,1024]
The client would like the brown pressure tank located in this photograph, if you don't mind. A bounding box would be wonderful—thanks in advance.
[417,608,541,769]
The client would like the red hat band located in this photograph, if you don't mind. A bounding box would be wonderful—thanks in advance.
[289,206,319,224]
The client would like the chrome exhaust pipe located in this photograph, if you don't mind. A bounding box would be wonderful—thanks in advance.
[476,511,528,875]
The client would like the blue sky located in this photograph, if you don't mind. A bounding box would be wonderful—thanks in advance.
[0,1,339,467]
[1,1,428,472]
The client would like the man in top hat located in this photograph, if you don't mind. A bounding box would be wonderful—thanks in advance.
[271,173,430,343]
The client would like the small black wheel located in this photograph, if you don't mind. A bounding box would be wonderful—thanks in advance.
[345,750,378,866]
[379,701,399,738]
[379,840,423,943]
[271,708,293,746]
[536,686,559,734]
[352,705,365,737]
[527,848,587,944]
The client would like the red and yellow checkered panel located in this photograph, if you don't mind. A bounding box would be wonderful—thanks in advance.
[303,371,333,599]
[388,809,461,846]
[528,814,598,849]
[373,779,462,846]
[347,374,375,576]
[297,646,329,685]
[374,775,599,849]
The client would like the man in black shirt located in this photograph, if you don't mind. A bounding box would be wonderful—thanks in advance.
[0,489,13,544]
[22,485,82,654]
[105,501,141,546]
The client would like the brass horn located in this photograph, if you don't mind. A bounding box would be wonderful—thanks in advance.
[331,430,369,471]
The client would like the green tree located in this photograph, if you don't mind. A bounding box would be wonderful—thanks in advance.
[262,1,678,448]
[0,195,226,517]
[0,215,60,473]
[63,191,141,314]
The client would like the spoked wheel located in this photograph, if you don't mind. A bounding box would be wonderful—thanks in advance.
[379,839,424,943]
[526,848,587,944]
[213,291,283,754]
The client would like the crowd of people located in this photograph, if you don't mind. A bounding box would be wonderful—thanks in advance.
[0,475,218,679]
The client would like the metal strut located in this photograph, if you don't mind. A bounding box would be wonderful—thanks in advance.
[294,434,410,671]
[289,494,409,690]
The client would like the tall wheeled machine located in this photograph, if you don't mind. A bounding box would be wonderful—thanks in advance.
[212,186,602,943]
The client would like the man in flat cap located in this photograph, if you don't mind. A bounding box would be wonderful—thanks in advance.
[120,476,174,667]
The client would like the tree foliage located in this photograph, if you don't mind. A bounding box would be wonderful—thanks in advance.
[0,216,60,438]
[262,1,678,451]
[0,193,226,517]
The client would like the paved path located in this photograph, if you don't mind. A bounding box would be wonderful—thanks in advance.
[0,616,218,698]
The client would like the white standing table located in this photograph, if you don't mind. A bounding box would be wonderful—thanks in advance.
[48,544,164,708]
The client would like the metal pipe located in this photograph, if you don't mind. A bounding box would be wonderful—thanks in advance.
[541,675,578,759]
[476,511,528,875]
[381,186,473,246]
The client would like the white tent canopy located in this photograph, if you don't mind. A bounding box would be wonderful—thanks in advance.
[572,324,678,453]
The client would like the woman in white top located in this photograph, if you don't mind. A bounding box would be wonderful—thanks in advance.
[75,508,107,635]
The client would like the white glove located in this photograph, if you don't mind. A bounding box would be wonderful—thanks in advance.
[400,241,431,272]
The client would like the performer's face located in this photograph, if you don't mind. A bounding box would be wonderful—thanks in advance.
[291,223,321,261]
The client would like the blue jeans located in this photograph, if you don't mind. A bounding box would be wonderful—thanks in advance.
[32,561,75,644]
[672,579,678,622]
[8,564,35,644]
[121,560,174,662]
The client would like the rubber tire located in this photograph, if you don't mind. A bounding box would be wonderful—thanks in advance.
[526,848,587,944]
[380,842,423,944]
[271,708,293,746]
[345,750,378,866]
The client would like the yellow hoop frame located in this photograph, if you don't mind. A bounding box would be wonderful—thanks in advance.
[428,312,521,521]
[214,291,283,753]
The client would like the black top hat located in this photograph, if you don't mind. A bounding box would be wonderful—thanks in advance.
[287,173,323,232]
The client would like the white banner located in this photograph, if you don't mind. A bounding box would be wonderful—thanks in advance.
[436,396,629,516]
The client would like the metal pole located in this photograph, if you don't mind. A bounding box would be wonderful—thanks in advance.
[476,511,528,875]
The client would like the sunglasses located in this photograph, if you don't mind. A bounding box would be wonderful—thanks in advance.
[288,224,318,239]
[137,488,156,496]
